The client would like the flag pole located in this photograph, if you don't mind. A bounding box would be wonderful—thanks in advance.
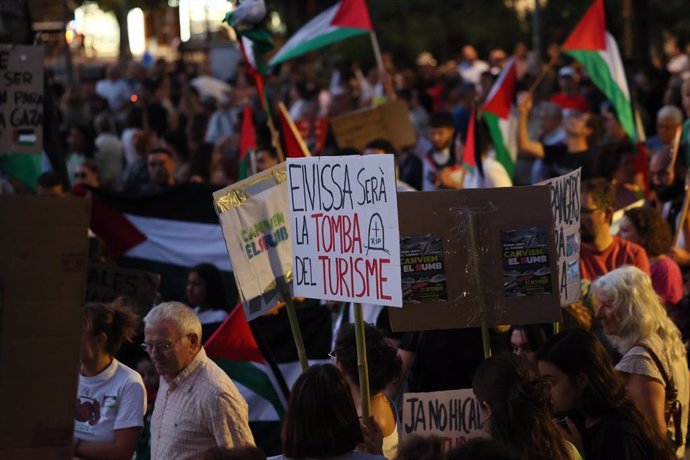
[281,289,309,371]
[353,302,372,422]
[277,102,311,157]
[369,30,396,102]
[369,30,385,75]
[528,50,560,94]
[467,212,492,359]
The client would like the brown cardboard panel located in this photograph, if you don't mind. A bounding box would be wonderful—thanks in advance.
[390,186,562,331]
[330,100,416,152]
[0,197,89,451]
[86,262,160,316]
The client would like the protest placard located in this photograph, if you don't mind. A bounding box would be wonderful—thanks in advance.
[287,155,402,307]
[402,389,485,451]
[0,45,43,154]
[213,164,293,321]
[390,185,561,331]
[539,169,582,306]
[330,100,416,153]
[85,263,160,315]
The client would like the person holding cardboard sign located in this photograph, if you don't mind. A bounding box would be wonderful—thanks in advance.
[74,302,146,460]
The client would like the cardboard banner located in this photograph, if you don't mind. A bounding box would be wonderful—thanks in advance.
[0,197,89,458]
[330,100,416,153]
[287,155,402,307]
[213,164,293,321]
[402,389,485,451]
[390,186,561,331]
[538,169,582,306]
[0,45,44,154]
[85,263,160,315]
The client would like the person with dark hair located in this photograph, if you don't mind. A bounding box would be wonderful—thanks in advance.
[36,171,66,197]
[447,438,517,460]
[255,145,279,173]
[537,328,673,460]
[618,207,683,311]
[395,434,445,460]
[189,142,215,183]
[186,263,230,325]
[472,353,577,460]
[66,124,96,185]
[579,178,650,282]
[334,323,402,459]
[422,112,456,191]
[269,364,385,460]
[459,119,512,189]
[363,138,417,192]
[74,159,101,188]
[146,147,177,188]
[122,105,145,166]
[74,302,146,459]
[508,324,550,371]
[592,267,689,458]
[595,141,644,210]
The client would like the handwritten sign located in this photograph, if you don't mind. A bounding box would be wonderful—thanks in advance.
[539,169,581,306]
[85,263,160,315]
[402,389,485,451]
[213,164,293,320]
[0,45,43,154]
[287,155,402,306]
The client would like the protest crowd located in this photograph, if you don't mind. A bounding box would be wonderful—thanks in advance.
[7,0,690,459]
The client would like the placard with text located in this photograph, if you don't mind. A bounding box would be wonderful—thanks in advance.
[287,155,402,307]
[0,45,44,154]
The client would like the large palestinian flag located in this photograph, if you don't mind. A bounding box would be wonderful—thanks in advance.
[87,183,232,301]
[269,0,373,67]
[561,0,636,141]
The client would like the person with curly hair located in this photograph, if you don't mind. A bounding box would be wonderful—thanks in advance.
[472,353,580,460]
[618,207,684,311]
[592,266,689,458]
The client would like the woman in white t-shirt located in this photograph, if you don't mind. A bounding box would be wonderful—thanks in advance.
[74,302,146,459]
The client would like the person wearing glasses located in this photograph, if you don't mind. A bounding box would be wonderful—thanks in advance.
[143,301,254,459]
[74,302,146,459]
[579,178,650,283]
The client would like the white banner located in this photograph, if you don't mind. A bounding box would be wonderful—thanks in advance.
[287,155,402,307]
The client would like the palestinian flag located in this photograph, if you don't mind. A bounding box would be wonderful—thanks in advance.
[269,0,373,67]
[562,0,636,141]
[0,153,41,191]
[239,103,257,180]
[277,102,311,157]
[462,107,478,174]
[481,58,518,178]
[205,305,288,455]
[86,183,232,301]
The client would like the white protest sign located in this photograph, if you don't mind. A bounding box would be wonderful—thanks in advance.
[539,169,581,306]
[287,155,402,306]
[402,389,485,451]
[214,166,292,320]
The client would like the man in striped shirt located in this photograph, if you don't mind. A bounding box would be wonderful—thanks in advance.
[144,302,254,459]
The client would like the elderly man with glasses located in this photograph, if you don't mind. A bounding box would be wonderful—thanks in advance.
[579,178,650,282]
[143,302,254,459]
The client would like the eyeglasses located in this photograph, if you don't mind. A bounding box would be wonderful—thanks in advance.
[141,336,185,353]
[328,350,337,362]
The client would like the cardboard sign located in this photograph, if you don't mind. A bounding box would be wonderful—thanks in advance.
[0,197,89,459]
[85,263,160,315]
[402,389,485,451]
[214,164,293,320]
[0,45,44,154]
[539,169,582,306]
[330,100,416,153]
[390,185,561,331]
[287,155,402,307]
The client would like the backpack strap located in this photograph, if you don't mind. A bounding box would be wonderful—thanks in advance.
[634,342,675,392]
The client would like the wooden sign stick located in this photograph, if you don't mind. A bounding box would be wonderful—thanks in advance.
[353,302,372,421]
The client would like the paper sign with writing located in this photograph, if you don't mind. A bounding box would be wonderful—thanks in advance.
[0,45,44,155]
[539,169,581,306]
[287,155,402,307]
[213,164,293,321]
[402,389,485,451]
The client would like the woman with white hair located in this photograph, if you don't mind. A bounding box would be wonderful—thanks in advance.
[592,266,688,458]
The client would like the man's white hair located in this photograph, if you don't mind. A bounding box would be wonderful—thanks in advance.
[144,301,202,345]
[657,105,683,125]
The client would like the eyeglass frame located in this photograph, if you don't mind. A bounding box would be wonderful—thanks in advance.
[140,335,188,353]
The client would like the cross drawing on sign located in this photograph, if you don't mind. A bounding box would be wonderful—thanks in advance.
[366,213,389,255]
